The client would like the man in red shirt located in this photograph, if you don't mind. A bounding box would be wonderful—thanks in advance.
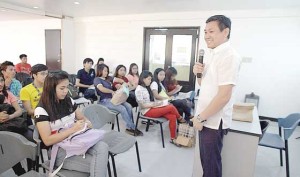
[15,54,31,75]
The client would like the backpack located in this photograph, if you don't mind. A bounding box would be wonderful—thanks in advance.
[110,83,129,105]
[49,123,105,177]
[67,83,80,99]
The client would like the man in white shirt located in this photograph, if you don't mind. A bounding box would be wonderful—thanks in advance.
[193,15,241,177]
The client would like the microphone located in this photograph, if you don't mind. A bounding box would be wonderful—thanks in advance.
[197,49,205,78]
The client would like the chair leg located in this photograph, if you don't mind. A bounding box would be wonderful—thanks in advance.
[116,114,120,132]
[285,141,290,177]
[36,155,39,172]
[40,149,46,173]
[110,154,117,177]
[107,161,112,177]
[135,142,142,172]
[280,149,283,166]
[111,123,115,130]
[145,120,150,132]
[134,115,140,136]
[159,123,165,148]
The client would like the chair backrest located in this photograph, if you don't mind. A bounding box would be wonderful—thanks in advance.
[82,104,116,129]
[15,72,33,87]
[278,113,300,140]
[0,131,37,173]
[68,74,77,86]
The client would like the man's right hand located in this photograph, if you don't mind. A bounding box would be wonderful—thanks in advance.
[193,62,205,76]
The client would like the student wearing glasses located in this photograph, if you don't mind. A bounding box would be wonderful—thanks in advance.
[20,64,48,118]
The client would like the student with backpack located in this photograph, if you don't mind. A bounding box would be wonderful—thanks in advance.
[34,71,109,177]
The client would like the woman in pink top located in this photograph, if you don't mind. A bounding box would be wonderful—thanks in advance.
[126,63,139,90]
[0,72,32,175]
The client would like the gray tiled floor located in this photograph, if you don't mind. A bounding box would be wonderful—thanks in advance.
[1,112,299,177]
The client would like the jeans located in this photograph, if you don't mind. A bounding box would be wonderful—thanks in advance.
[84,89,98,101]
[99,99,135,129]
[55,141,109,177]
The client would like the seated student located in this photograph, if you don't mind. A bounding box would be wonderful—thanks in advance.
[164,67,194,116]
[135,70,186,145]
[94,64,143,136]
[125,63,139,91]
[112,65,138,108]
[20,64,48,119]
[94,58,104,74]
[0,72,33,175]
[76,58,98,101]
[15,54,31,75]
[0,61,22,98]
[151,68,193,122]
[34,71,109,177]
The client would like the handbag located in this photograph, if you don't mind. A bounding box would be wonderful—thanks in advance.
[49,123,105,177]
[0,116,28,134]
[176,124,195,147]
[232,103,255,122]
[111,83,129,105]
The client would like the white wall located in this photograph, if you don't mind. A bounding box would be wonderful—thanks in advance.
[73,8,300,118]
[0,19,61,65]
[61,17,76,74]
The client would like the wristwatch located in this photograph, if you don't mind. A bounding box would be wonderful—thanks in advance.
[196,114,206,123]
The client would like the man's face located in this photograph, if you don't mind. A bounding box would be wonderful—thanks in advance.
[2,65,16,79]
[34,70,48,84]
[84,62,93,70]
[21,57,27,64]
[204,21,229,49]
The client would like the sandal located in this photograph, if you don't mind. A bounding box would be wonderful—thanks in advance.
[170,139,182,147]
[178,117,186,123]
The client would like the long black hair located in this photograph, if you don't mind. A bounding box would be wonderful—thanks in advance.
[164,67,178,87]
[39,71,73,122]
[153,68,164,94]
[113,65,126,78]
[0,73,8,98]
[128,63,139,76]
[96,64,110,80]
[138,70,154,101]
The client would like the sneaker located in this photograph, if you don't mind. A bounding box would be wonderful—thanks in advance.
[135,129,144,136]
[125,129,136,136]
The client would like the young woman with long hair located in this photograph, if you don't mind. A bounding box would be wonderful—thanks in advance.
[94,64,143,136]
[135,70,186,145]
[34,71,109,177]
[126,63,139,90]
[151,68,193,122]
[112,64,138,108]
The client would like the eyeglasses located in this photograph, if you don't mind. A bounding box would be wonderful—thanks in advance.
[38,72,48,76]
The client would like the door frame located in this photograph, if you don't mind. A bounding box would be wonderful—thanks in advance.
[142,26,200,91]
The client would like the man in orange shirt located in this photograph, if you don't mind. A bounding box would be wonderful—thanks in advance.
[15,54,31,75]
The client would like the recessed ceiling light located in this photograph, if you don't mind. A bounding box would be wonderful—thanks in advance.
[1,9,6,12]
[33,6,39,9]
[74,2,80,5]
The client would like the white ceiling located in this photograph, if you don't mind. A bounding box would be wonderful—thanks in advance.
[0,0,300,21]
